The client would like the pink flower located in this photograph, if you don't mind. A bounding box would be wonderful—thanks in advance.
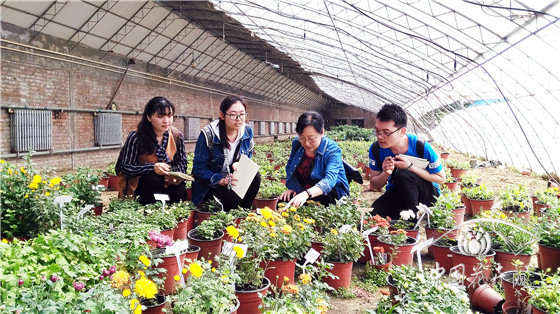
[148,231,173,248]
[73,282,85,291]
[18,279,24,286]
[50,275,59,283]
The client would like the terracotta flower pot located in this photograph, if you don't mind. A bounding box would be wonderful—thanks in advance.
[453,207,465,226]
[160,228,175,240]
[501,271,542,305]
[186,188,192,201]
[181,245,201,276]
[235,278,270,314]
[502,300,525,314]
[443,181,458,192]
[461,195,472,216]
[187,229,224,267]
[431,240,456,273]
[358,233,381,263]
[141,295,166,314]
[107,174,120,191]
[425,227,457,257]
[93,204,103,216]
[450,246,495,281]
[469,198,495,216]
[152,245,199,295]
[379,235,417,266]
[440,152,450,160]
[369,259,392,272]
[260,259,296,289]
[357,162,366,170]
[450,168,467,179]
[98,176,109,188]
[533,201,549,217]
[531,304,548,314]
[311,241,324,254]
[195,209,214,226]
[252,197,279,210]
[500,208,532,222]
[494,250,532,273]
[470,284,504,314]
[389,221,419,239]
[538,243,560,272]
[323,261,353,289]
[173,218,190,241]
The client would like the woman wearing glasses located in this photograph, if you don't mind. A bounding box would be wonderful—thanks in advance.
[368,104,445,220]
[191,94,260,210]
[279,111,349,207]
[115,96,188,205]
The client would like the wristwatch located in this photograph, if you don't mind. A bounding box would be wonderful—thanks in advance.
[305,189,312,198]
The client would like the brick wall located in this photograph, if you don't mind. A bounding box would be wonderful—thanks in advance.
[1,48,304,171]
[321,103,377,129]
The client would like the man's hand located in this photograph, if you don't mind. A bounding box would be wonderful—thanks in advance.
[381,156,395,175]
[393,156,412,170]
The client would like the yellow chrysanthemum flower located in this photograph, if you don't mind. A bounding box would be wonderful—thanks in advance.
[299,273,312,285]
[110,271,130,289]
[174,275,180,281]
[282,212,289,217]
[134,277,158,299]
[211,267,216,272]
[139,255,151,267]
[281,225,293,234]
[28,182,39,190]
[182,268,187,274]
[0,160,5,164]
[261,207,273,220]
[32,174,41,184]
[330,228,338,235]
[260,221,268,227]
[290,206,297,212]
[189,262,204,278]
[130,299,141,314]
[122,289,131,297]
[304,218,315,224]
[226,226,239,239]
[24,195,29,198]
[268,220,276,227]
[233,245,245,258]
[45,192,50,196]
[49,177,61,187]
[20,167,26,174]
[269,232,277,238]
[1,239,8,244]
[138,270,145,277]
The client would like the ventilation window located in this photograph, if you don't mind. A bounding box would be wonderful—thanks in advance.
[94,113,122,146]
[10,109,52,153]
[259,121,266,135]
[185,117,201,141]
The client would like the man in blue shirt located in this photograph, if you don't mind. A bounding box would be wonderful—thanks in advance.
[368,104,445,219]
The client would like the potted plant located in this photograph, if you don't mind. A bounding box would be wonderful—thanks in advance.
[499,185,532,221]
[446,160,470,179]
[380,265,471,312]
[229,244,270,314]
[430,238,457,273]
[501,266,542,308]
[532,188,557,216]
[440,151,450,160]
[105,162,119,191]
[466,183,495,216]
[239,207,312,289]
[536,205,560,272]
[320,228,364,289]
[425,194,461,257]
[378,229,417,266]
[388,210,419,239]
[451,226,495,281]
[527,269,560,314]
[492,217,536,273]
[254,180,285,209]
[458,173,479,215]
[142,203,178,239]
[442,167,458,191]
[370,246,391,271]
[196,198,224,225]
[358,214,390,263]
[169,201,195,241]
[63,166,105,215]
[187,216,225,267]
[172,260,238,313]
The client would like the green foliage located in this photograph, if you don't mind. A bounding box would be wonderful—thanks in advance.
[299,199,360,232]
[192,216,225,240]
[199,199,224,213]
[528,270,560,313]
[464,183,494,200]
[105,162,116,176]
[321,229,364,263]
[169,201,195,222]
[258,179,285,199]
[458,173,479,188]
[362,263,388,288]
[173,261,237,314]
[500,185,531,212]
[141,203,178,230]
[326,125,374,142]
[536,204,560,248]
[493,217,536,255]
[63,166,105,207]
[533,188,558,205]
[446,160,470,170]
[430,190,462,229]
[337,140,372,165]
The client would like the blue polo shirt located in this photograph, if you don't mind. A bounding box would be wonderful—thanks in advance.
[368,133,442,192]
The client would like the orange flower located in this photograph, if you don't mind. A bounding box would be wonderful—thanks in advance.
[379,288,390,295]
[281,284,299,294]
[373,246,385,253]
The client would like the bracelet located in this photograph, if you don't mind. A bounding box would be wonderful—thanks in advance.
[305,189,312,198]
[405,163,413,171]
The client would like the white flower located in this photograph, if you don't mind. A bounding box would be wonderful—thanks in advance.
[400,209,415,221]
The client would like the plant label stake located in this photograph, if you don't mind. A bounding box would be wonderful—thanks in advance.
[77,204,95,220]
[301,248,320,273]
[174,251,185,286]
[339,224,353,234]
[411,238,434,271]
[212,196,225,211]
[357,207,373,232]
[54,195,73,229]
[153,194,170,211]
[363,226,379,265]
[415,203,432,229]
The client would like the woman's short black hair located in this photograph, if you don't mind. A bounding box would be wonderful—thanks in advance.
[376,104,407,128]
[296,111,324,134]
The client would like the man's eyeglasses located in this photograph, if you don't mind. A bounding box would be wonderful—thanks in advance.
[374,127,402,138]
[225,113,247,120]
[298,135,320,144]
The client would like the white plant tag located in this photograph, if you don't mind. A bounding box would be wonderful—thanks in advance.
[411,238,434,271]
[362,226,378,237]
[95,185,105,191]
[363,227,379,265]
[304,248,320,264]
[339,224,352,234]
[77,204,95,219]
[222,241,236,257]
[154,193,170,211]
[256,207,262,214]
[212,196,224,211]
[54,195,73,229]
[109,223,114,230]
[175,252,185,286]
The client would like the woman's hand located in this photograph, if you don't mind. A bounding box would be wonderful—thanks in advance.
[279,189,296,201]
[154,162,171,176]
[218,174,238,186]
[289,191,309,207]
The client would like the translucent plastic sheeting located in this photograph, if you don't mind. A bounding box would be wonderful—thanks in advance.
[213,0,560,176]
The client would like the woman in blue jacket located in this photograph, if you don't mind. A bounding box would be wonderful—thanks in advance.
[191,95,260,210]
[280,111,349,207]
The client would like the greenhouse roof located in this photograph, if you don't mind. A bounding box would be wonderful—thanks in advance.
[1,0,560,174]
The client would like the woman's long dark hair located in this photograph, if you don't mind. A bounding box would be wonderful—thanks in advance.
[136,96,175,155]
[218,94,247,149]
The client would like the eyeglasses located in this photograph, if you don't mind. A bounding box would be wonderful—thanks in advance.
[374,127,402,138]
[225,113,247,120]
[298,135,320,144]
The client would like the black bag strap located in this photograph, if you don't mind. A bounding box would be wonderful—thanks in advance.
[201,124,215,160]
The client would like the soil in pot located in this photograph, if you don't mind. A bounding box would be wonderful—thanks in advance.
[379,235,417,266]
[388,220,419,239]
[141,295,166,314]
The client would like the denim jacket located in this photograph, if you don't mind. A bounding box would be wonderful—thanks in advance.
[285,136,349,198]
[191,122,254,206]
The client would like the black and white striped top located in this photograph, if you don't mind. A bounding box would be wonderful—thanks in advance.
[117,130,188,177]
